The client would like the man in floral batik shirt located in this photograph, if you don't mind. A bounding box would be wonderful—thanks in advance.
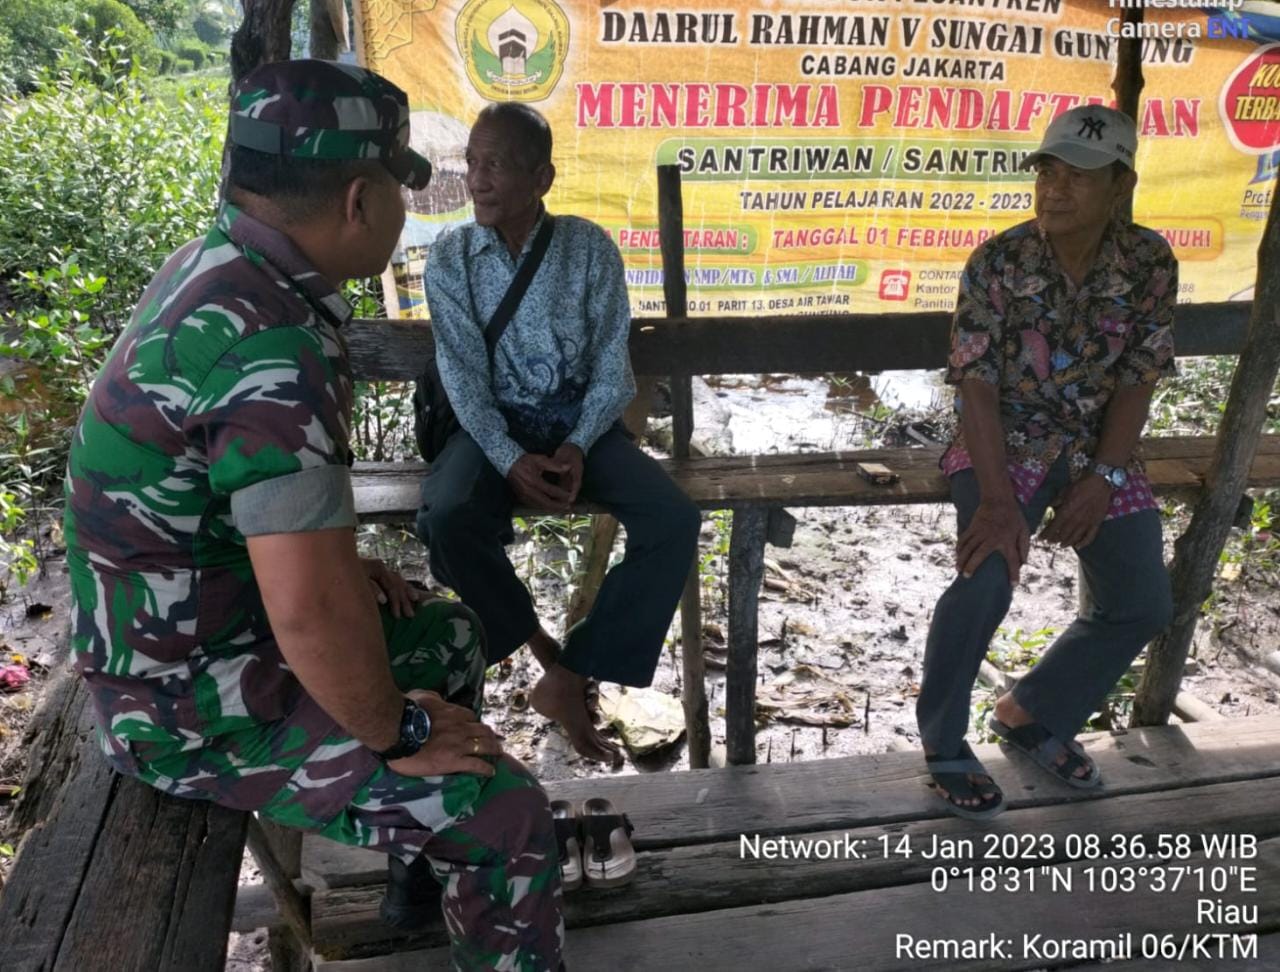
[916,105,1178,820]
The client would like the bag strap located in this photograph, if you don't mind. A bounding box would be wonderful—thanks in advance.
[483,214,555,360]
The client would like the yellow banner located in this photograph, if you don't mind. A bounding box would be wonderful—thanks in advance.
[355,0,1280,315]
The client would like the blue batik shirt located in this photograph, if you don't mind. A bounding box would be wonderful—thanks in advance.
[425,211,636,475]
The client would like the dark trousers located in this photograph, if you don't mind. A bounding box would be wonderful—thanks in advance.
[416,428,701,686]
[916,457,1173,757]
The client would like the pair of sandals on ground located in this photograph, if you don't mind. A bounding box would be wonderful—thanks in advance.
[927,717,1101,821]
[552,797,637,890]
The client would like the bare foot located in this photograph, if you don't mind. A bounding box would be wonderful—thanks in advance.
[526,626,561,671]
[531,665,622,763]
[993,693,1089,781]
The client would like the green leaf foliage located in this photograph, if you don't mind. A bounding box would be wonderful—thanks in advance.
[0,33,225,322]
[0,34,227,563]
[121,0,183,33]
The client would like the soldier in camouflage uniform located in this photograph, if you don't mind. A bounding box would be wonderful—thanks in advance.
[63,59,564,971]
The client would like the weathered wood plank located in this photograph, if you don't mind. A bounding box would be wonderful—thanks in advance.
[12,663,95,835]
[316,836,1280,972]
[0,730,248,972]
[308,777,1280,958]
[344,302,1251,382]
[0,733,118,971]
[679,562,711,770]
[351,435,1280,522]
[726,507,767,765]
[302,715,1280,887]
[52,776,247,972]
[246,817,312,952]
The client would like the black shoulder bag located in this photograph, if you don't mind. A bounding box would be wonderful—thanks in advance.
[414,216,556,462]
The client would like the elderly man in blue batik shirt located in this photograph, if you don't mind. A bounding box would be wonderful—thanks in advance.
[420,103,700,762]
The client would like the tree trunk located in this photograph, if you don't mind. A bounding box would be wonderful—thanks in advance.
[309,0,345,60]
[1111,8,1143,225]
[231,0,299,83]
[1133,192,1280,725]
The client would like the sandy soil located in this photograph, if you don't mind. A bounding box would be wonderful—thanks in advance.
[0,372,1276,971]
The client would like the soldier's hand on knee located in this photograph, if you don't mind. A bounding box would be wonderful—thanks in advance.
[385,690,505,778]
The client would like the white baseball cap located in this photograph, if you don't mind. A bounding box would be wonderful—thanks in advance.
[1021,105,1138,171]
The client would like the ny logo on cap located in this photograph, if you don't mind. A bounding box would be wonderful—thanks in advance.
[1076,116,1106,141]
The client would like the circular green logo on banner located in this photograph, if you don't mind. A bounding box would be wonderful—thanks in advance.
[456,0,569,103]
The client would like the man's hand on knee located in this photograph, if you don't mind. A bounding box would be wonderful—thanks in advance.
[361,557,421,618]
[1040,478,1111,550]
[507,453,573,512]
[551,443,584,503]
[385,689,505,778]
[956,497,1030,584]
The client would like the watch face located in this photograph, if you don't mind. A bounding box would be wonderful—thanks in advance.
[407,704,431,743]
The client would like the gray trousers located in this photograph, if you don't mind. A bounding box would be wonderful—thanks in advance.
[416,428,701,687]
[916,458,1173,757]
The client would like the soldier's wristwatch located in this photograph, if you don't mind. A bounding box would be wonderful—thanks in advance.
[377,698,432,761]
[1092,461,1129,489]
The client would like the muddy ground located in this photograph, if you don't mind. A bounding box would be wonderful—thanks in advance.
[0,370,1277,970]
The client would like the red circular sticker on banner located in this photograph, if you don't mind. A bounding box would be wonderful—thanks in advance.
[1219,43,1280,154]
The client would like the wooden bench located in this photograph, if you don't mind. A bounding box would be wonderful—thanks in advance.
[0,669,248,972]
[344,301,1280,764]
[5,304,1269,972]
[0,669,310,972]
[301,715,1280,969]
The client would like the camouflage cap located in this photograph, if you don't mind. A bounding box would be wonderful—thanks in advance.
[229,59,432,190]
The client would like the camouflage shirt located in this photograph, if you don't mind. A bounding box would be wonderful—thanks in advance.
[64,203,357,765]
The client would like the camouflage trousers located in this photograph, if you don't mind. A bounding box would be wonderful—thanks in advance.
[117,600,565,972]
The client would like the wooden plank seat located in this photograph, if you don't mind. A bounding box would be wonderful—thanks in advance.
[352,435,1280,523]
[294,715,1280,969]
[0,674,250,972]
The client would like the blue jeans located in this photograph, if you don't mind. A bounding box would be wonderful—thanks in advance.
[916,458,1173,756]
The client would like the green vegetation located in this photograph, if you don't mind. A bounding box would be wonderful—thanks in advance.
[0,32,226,590]
[0,0,234,93]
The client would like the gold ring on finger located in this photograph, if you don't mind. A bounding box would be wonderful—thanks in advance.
[472,739,480,754]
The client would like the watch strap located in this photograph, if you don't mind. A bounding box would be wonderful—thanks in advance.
[1092,461,1127,488]
[377,698,429,761]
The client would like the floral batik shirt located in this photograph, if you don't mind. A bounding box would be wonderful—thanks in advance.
[942,218,1178,519]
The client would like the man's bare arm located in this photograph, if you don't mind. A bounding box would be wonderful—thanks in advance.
[1094,383,1155,470]
[247,528,404,752]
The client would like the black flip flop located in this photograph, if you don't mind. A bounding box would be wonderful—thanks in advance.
[926,742,1006,821]
[988,717,1101,789]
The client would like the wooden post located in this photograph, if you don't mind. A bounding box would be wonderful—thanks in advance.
[659,164,711,768]
[1133,190,1280,724]
[726,507,767,765]
[254,818,310,971]
[245,817,313,961]
[660,165,694,460]
[564,387,656,628]
[1111,8,1144,225]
